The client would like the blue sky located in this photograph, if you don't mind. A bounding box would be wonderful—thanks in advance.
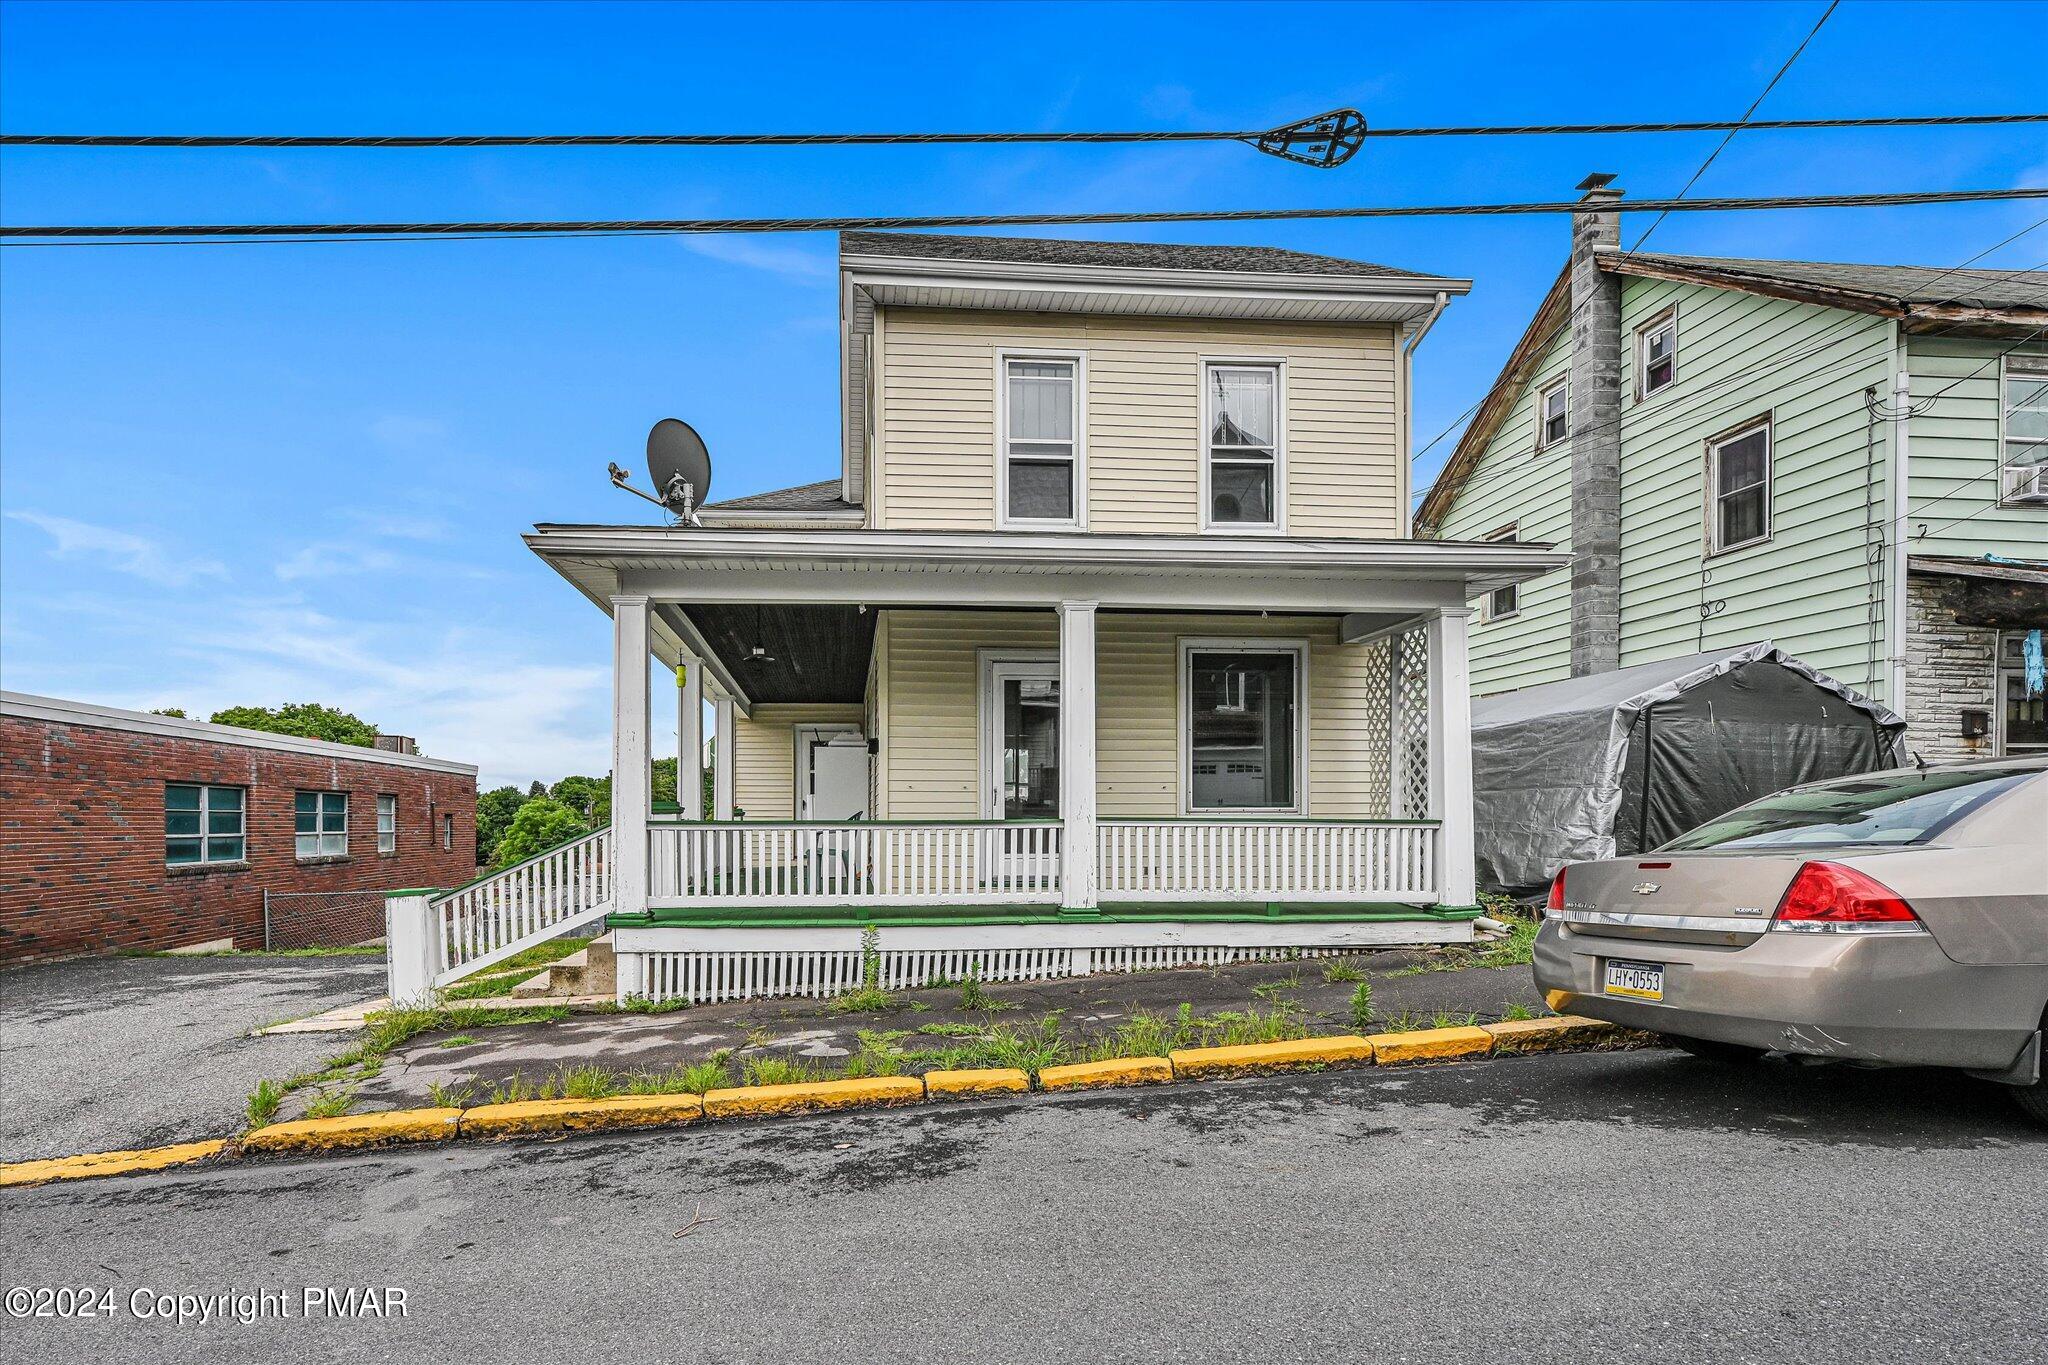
[3,0,2043,788]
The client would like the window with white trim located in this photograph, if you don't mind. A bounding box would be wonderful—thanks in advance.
[1483,525,1520,619]
[166,784,244,865]
[376,793,397,854]
[1535,374,1570,451]
[1001,356,1079,524]
[443,814,455,851]
[2002,354,2048,503]
[295,790,348,859]
[1708,418,1772,554]
[1184,643,1304,811]
[1637,310,1678,396]
[1205,363,1280,527]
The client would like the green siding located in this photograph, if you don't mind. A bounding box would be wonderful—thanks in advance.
[1905,335,2048,559]
[1436,324,1574,694]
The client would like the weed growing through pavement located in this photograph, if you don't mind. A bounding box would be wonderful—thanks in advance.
[1350,982,1375,1031]
[245,1079,285,1129]
[830,924,895,1013]
[1498,1002,1537,1022]
[1321,959,1365,983]
[302,1088,356,1119]
[437,1035,480,1049]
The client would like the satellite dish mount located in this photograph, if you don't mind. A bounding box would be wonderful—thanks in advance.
[608,418,714,523]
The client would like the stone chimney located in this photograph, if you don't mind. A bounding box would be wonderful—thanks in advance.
[372,734,418,756]
[1568,174,1624,676]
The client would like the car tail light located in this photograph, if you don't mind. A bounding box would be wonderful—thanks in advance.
[1544,867,1567,917]
[1771,861,1921,932]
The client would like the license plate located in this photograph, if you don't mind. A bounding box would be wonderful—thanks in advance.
[1603,959,1665,1002]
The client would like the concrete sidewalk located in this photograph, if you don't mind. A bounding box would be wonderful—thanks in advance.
[359,941,1549,1109]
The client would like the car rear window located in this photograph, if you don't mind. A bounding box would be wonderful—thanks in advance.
[1661,768,2037,852]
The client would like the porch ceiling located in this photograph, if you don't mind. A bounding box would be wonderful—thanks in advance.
[668,603,875,704]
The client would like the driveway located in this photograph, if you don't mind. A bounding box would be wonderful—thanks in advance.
[0,954,385,1161]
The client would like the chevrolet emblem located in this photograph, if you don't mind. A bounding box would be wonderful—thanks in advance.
[1632,882,1660,895]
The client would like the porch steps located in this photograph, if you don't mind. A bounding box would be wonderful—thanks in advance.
[511,933,617,1000]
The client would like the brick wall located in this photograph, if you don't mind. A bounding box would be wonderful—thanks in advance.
[0,716,477,961]
[1902,575,1998,765]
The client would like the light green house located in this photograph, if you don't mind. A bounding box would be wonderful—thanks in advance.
[1416,183,2048,765]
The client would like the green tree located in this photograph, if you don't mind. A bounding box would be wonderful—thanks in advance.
[549,774,611,826]
[474,785,528,867]
[209,702,377,747]
[651,756,678,807]
[149,707,188,719]
[490,797,591,869]
[527,780,547,800]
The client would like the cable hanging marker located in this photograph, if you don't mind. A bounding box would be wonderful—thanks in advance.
[1249,108,1367,168]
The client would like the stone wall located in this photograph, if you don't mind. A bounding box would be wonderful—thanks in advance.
[1902,575,1999,765]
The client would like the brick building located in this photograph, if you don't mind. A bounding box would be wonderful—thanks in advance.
[1,692,478,961]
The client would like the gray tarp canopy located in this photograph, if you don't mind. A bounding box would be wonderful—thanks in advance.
[1472,643,1906,898]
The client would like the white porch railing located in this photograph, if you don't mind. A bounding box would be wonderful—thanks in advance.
[647,820,1063,907]
[1096,819,1439,903]
[427,828,614,987]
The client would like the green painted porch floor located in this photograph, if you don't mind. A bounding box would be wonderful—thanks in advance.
[608,902,1481,931]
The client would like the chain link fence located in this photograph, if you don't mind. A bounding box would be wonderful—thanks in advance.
[261,888,393,951]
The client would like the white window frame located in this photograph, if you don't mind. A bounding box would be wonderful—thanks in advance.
[2000,353,2048,505]
[165,783,246,866]
[995,349,1087,530]
[1534,373,1571,452]
[1482,524,1521,620]
[1200,358,1287,534]
[1705,414,1774,556]
[376,793,397,854]
[1636,307,1679,399]
[442,813,455,851]
[1995,631,2048,757]
[1176,637,1310,816]
[295,789,348,860]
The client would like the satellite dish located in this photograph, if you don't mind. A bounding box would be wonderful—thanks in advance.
[647,419,712,510]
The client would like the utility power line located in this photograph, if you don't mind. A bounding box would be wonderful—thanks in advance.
[5,187,2044,244]
[5,112,2042,151]
[1629,0,1840,253]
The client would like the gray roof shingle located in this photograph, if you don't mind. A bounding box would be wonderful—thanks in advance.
[841,230,1441,280]
[1613,252,2048,313]
[701,479,858,514]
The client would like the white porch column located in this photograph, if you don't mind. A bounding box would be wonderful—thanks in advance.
[675,652,704,820]
[610,594,652,916]
[1058,599,1099,914]
[712,692,736,820]
[1425,605,1478,908]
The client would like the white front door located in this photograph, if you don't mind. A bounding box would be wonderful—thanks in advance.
[798,729,869,821]
[982,657,1060,882]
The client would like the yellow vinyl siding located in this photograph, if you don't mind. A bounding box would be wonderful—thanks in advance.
[730,703,864,820]
[875,309,1401,537]
[879,608,1394,819]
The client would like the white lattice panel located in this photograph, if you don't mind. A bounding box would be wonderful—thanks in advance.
[1396,626,1431,819]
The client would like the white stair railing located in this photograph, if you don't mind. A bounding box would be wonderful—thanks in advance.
[423,827,614,988]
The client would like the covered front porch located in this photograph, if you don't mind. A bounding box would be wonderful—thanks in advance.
[530,525,1564,1002]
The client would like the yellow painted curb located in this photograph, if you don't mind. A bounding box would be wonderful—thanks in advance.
[461,1093,705,1139]
[1483,1015,1621,1054]
[1038,1056,1174,1092]
[1169,1035,1377,1079]
[925,1068,1031,1099]
[1366,1025,1494,1065]
[702,1076,925,1119]
[1544,989,1577,1013]
[242,1107,462,1155]
[1,1139,227,1189]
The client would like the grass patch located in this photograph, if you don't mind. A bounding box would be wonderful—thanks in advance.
[959,971,1011,1012]
[827,986,895,1015]
[1083,1002,1310,1062]
[1499,1002,1538,1022]
[436,1035,480,1049]
[245,1079,285,1129]
[1321,959,1365,983]
[740,1055,825,1087]
[302,1087,357,1119]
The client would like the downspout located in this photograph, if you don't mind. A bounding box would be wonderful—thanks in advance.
[1400,291,1450,538]
[1888,321,1911,712]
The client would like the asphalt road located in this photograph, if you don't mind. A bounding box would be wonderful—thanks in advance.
[0,954,386,1160]
[4,1049,2042,1365]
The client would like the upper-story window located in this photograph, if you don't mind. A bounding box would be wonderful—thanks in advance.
[1205,362,1282,529]
[1483,524,1520,619]
[1637,309,1678,397]
[1535,374,1570,451]
[1000,354,1082,526]
[296,790,348,859]
[1707,416,1772,554]
[2002,354,2048,504]
[166,783,244,866]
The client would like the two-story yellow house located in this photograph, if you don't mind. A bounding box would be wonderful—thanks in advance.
[397,233,1568,1006]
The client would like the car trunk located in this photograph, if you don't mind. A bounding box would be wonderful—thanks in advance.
[1559,854,1813,947]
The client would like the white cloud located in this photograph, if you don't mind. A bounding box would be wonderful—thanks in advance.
[5,511,228,588]
[681,235,833,282]
[274,542,403,581]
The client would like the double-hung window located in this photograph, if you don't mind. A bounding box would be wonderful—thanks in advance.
[1001,355,1080,525]
[1535,375,1570,451]
[376,794,397,854]
[1183,642,1304,813]
[166,784,244,865]
[1205,362,1281,528]
[1637,310,1678,397]
[1708,417,1772,554]
[2002,354,2048,503]
[296,790,348,859]
[1483,525,1520,620]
